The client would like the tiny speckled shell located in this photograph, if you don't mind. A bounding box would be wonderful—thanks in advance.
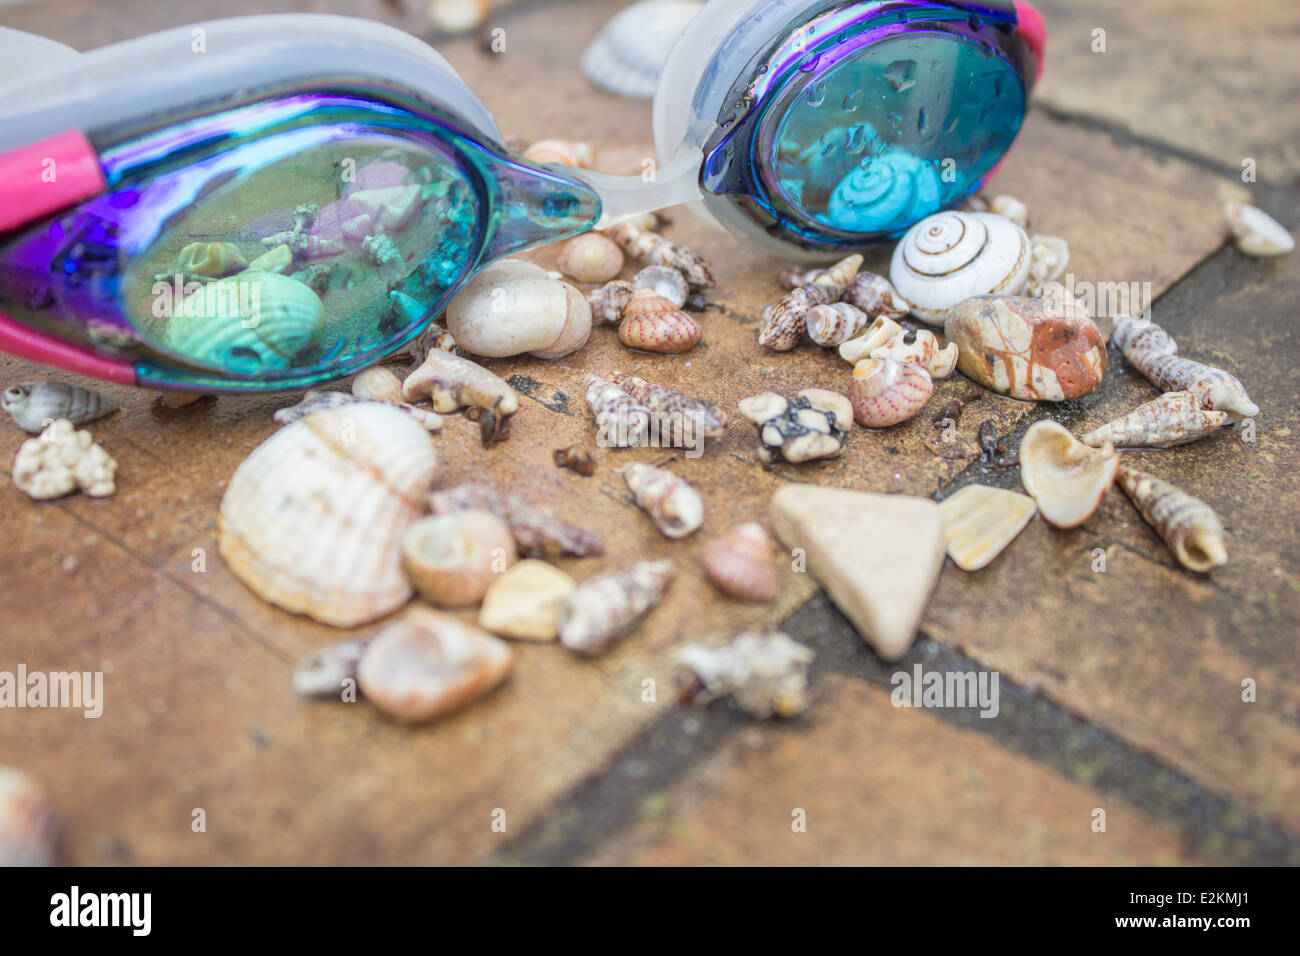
[758,254,862,351]
[618,290,701,354]
[623,462,703,538]
[848,358,933,428]
[938,485,1037,571]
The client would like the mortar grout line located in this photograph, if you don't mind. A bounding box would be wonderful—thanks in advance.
[492,594,1300,866]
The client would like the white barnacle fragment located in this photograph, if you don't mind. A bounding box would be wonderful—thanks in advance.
[558,560,675,655]
[402,349,518,443]
[622,462,704,539]
[12,419,117,500]
[676,631,814,719]
[738,389,852,463]
[292,638,371,698]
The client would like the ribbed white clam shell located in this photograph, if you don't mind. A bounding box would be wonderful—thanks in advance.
[889,211,1031,325]
[218,403,438,627]
[580,0,703,100]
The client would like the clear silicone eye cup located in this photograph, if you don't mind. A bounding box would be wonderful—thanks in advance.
[0,3,1043,391]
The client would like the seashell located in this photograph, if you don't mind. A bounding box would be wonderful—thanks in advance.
[160,391,204,408]
[738,388,852,464]
[1024,235,1069,297]
[0,767,61,866]
[807,302,869,346]
[478,559,576,641]
[699,522,780,603]
[292,638,370,698]
[445,259,591,359]
[218,404,438,627]
[623,462,703,538]
[631,265,689,308]
[607,220,713,289]
[362,233,405,281]
[988,194,1029,228]
[938,484,1037,571]
[3,381,117,433]
[776,264,825,291]
[961,194,990,213]
[557,560,675,655]
[1116,464,1227,572]
[617,289,701,354]
[827,148,942,231]
[1080,392,1231,449]
[346,184,422,232]
[356,607,513,723]
[12,418,116,499]
[557,233,625,284]
[580,0,703,100]
[758,254,862,350]
[584,374,651,447]
[677,631,813,718]
[606,370,728,438]
[838,315,904,363]
[553,445,596,476]
[890,212,1031,325]
[1018,420,1118,529]
[352,366,404,404]
[1224,202,1294,257]
[586,279,636,325]
[842,272,911,319]
[1112,314,1258,419]
[428,0,492,35]
[945,293,1106,400]
[869,327,958,379]
[164,272,325,373]
[246,244,293,274]
[428,482,605,558]
[521,139,594,169]
[402,510,517,608]
[174,240,247,278]
[402,349,518,444]
[848,357,933,429]
[274,389,359,425]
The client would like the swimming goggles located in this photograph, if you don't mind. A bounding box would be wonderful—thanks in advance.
[0,2,1044,392]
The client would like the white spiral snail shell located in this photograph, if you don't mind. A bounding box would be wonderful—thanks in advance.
[889,211,1031,325]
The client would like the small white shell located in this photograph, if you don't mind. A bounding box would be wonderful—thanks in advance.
[352,366,404,404]
[1225,202,1294,257]
[838,316,904,363]
[218,404,438,627]
[478,559,576,642]
[889,211,1031,325]
[1025,235,1070,297]
[1018,421,1118,529]
[402,510,517,607]
[445,259,591,359]
[989,194,1029,228]
[580,0,704,100]
[557,233,625,284]
[631,265,689,308]
[868,328,958,379]
[623,462,703,538]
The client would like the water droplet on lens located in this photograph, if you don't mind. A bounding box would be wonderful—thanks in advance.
[917,107,928,133]
[798,53,821,73]
[805,82,826,106]
[841,89,863,111]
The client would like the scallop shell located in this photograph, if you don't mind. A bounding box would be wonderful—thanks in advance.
[218,404,438,627]
[848,357,933,428]
[618,289,701,353]
[2,381,118,433]
[445,259,591,359]
[557,233,624,284]
[699,522,780,603]
[889,212,1031,325]
[1079,392,1231,449]
[580,0,703,100]
[938,485,1037,571]
[356,607,513,724]
[164,272,324,372]
[838,316,904,363]
[0,767,61,866]
[623,462,703,538]
[1225,202,1294,257]
[558,560,675,655]
[1112,314,1258,419]
[1116,464,1228,572]
[402,510,517,608]
[1018,420,1118,529]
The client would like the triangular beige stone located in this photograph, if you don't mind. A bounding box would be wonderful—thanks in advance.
[770,484,945,661]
